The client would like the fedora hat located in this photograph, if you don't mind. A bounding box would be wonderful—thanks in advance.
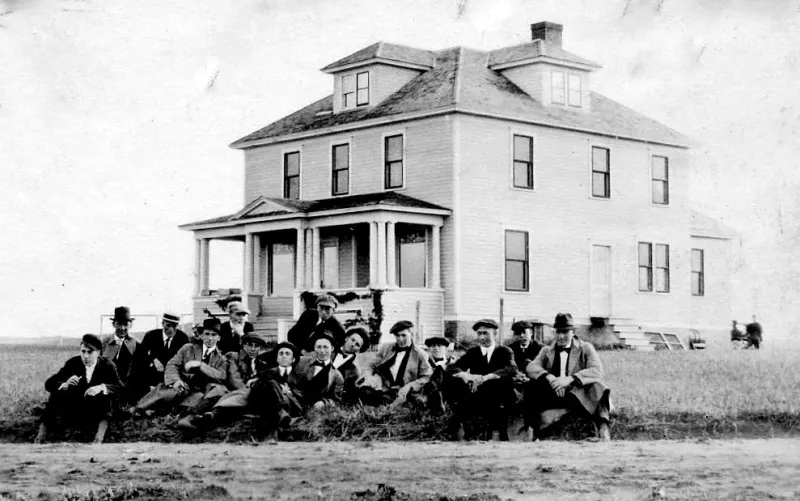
[553,313,575,331]
[424,336,450,348]
[201,318,221,335]
[162,312,181,325]
[81,333,103,351]
[274,341,301,363]
[309,330,336,348]
[345,326,371,353]
[112,306,133,323]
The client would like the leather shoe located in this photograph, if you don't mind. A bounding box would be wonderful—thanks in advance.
[277,409,291,429]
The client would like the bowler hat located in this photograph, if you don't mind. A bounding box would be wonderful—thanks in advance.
[472,319,499,331]
[511,320,533,334]
[227,301,251,315]
[242,332,268,347]
[390,320,414,335]
[274,341,301,362]
[553,313,575,331]
[309,330,336,348]
[112,306,133,323]
[81,333,103,351]
[345,326,371,353]
[424,336,450,348]
[315,294,338,309]
[162,312,181,325]
[201,318,222,335]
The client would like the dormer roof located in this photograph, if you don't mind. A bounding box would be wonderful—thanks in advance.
[321,41,436,73]
[487,39,601,71]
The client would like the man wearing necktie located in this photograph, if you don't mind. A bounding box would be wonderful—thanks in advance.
[248,341,306,437]
[101,306,139,395]
[294,331,344,410]
[132,312,190,402]
[444,319,519,441]
[134,318,229,417]
[525,313,611,441]
[331,327,370,404]
[35,334,120,444]
[357,320,432,407]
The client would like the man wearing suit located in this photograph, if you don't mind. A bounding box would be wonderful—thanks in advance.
[358,320,433,407]
[287,291,319,352]
[35,334,121,444]
[132,312,190,401]
[217,301,255,355]
[332,326,370,404]
[134,318,229,416]
[311,294,347,350]
[444,319,519,441]
[508,320,543,375]
[102,306,139,387]
[249,341,304,435]
[525,313,611,441]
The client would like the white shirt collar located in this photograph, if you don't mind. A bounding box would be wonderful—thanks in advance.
[84,361,97,379]
[480,345,495,359]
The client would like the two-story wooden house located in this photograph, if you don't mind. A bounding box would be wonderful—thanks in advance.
[181,22,735,347]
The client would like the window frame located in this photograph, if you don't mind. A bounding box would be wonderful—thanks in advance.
[511,133,535,190]
[551,70,565,105]
[341,74,355,110]
[655,243,670,293]
[396,224,428,288]
[282,149,301,200]
[638,242,653,292]
[691,248,705,296]
[383,131,406,190]
[504,229,530,292]
[330,141,351,197]
[567,73,582,107]
[356,71,370,107]
[591,145,611,199]
[651,155,670,206]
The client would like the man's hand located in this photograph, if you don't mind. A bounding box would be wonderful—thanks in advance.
[280,383,291,395]
[152,359,164,372]
[172,380,190,393]
[58,375,81,391]
[246,378,258,388]
[184,360,201,371]
[549,376,573,392]
[84,385,105,397]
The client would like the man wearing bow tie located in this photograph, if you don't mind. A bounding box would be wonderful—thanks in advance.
[35,334,120,444]
[132,312,190,401]
[358,320,432,407]
[525,313,611,441]
[331,327,370,404]
[101,306,139,402]
[444,319,519,441]
[134,318,229,416]
[293,332,344,409]
[249,341,304,437]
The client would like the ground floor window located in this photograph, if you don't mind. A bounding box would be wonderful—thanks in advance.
[269,243,295,295]
[691,248,704,296]
[397,225,426,288]
[505,230,529,291]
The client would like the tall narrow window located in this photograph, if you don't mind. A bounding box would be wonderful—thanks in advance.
[652,156,669,205]
[268,243,295,296]
[568,74,582,107]
[691,248,705,296]
[356,71,370,106]
[591,146,610,198]
[283,151,300,200]
[505,230,529,291]
[397,226,426,288]
[384,134,404,189]
[321,242,339,289]
[551,71,565,105]
[638,242,653,292]
[332,143,349,196]
[655,244,670,293]
[342,75,355,109]
[513,135,534,189]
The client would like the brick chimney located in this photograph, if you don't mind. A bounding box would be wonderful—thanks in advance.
[531,21,563,47]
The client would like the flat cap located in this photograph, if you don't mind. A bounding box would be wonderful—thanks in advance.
[315,294,338,308]
[424,336,450,348]
[389,320,414,335]
[511,320,533,334]
[81,333,103,351]
[472,319,499,331]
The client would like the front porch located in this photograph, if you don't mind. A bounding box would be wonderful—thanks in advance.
[181,193,450,342]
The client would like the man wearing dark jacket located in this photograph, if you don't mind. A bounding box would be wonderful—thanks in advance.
[332,326,370,404]
[217,301,255,355]
[508,320,542,375]
[35,334,121,444]
[132,312,190,400]
[287,291,319,352]
[310,294,347,350]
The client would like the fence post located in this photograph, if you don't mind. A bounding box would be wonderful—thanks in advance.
[498,298,505,345]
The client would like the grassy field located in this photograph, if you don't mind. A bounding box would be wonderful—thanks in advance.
[1,343,798,442]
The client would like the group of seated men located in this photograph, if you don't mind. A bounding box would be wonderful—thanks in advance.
[36,294,612,444]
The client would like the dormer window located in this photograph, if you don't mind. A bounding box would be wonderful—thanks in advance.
[551,71,565,105]
[342,71,370,109]
[551,70,582,107]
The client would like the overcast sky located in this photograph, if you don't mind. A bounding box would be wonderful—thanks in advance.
[1,0,798,338]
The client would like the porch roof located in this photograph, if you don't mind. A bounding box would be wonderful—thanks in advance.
[179,191,451,230]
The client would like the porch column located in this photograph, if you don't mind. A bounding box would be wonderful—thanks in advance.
[376,221,387,288]
[199,238,210,292]
[311,227,321,289]
[243,232,254,292]
[304,229,313,289]
[369,222,378,286]
[431,224,441,288]
[194,239,202,294]
[386,221,397,287]
[296,227,305,291]
[252,234,262,293]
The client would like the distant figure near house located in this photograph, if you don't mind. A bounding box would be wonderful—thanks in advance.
[746,315,763,350]
[218,301,255,355]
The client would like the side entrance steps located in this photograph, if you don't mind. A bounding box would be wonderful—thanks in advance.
[612,321,655,351]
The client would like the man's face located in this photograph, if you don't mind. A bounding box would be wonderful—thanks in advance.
[277,347,295,368]
[555,329,574,347]
[343,334,363,355]
[243,340,265,358]
[162,321,177,337]
[514,328,533,346]
[394,329,412,348]
[80,344,99,366]
[200,330,220,348]
[429,344,448,360]
[476,327,497,348]
[113,320,130,338]
[230,310,247,325]
[317,304,334,321]
[314,338,333,362]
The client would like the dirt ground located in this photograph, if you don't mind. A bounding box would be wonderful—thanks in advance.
[1,439,799,500]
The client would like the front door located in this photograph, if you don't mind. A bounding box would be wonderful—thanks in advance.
[590,245,611,317]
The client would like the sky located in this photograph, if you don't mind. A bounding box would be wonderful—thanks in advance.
[1,0,798,339]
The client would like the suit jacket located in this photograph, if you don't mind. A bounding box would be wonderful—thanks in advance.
[102,335,140,383]
[313,316,347,349]
[332,350,361,384]
[293,356,344,404]
[287,309,320,351]
[164,343,228,390]
[45,356,120,396]
[447,345,517,378]
[508,340,542,375]
[218,321,255,355]
[225,350,265,390]
[137,328,190,373]
[372,343,432,387]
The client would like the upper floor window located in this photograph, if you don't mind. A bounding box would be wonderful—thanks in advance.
[513,134,534,189]
[356,72,369,106]
[332,143,349,196]
[552,70,581,107]
[505,230,529,292]
[591,146,610,198]
[342,71,370,109]
[283,151,300,200]
[568,74,582,107]
[691,249,705,296]
[652,156,669,205]
[384,134,404,189]
[551,71,565,105]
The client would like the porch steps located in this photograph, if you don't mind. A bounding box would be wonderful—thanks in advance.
[612,321,655,351]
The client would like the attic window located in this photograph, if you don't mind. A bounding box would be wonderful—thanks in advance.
[551,70,582,107]
[342,71,370,109]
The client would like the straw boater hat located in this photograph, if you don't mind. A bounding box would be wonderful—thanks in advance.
[162,312,181,325]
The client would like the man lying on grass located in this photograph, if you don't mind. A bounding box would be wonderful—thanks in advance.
[35,334,121,444]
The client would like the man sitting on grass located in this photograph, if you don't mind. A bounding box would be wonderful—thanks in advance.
[132,312,190,402]
[101,306,139,407]
[332,326,370,405]
[35,334,121,444]
[524,313,611,442]
[218,301,255,355]
[134,318,229,417]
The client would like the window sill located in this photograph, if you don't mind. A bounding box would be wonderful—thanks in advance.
[384,186,406,192]
[510,186,536,193]
[649,202,671,208]
[502,289,531,295]
[590,195,612,201]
